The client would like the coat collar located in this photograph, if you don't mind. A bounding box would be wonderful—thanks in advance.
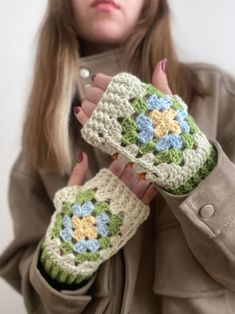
[77,47,126,100]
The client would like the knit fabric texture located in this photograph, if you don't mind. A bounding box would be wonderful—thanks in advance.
[81,73,217,194]
[40,168,150,284]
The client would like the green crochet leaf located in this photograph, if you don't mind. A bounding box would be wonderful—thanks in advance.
[131,97,148,114]
[62,202,72,216]
[181,132,195,149]
[122,130,137,145]
[52,214,63,238]
[185,115,199,134]
[108,212,124,236]
[167,146,217,195]
[154,149,183,165]
[138,141,155,155]
[93,201,110,215]
[121,117,137,133]
[146,84,164,97]
[76,189,95,204]
[60,241,73,254]
[99,237,111,249]
[171,100,184,111]
[75,252,100,264]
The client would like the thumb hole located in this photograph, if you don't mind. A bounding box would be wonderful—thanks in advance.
[67,152,88,187]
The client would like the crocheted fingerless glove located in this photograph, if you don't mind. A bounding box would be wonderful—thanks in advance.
[40,168,149,284]
[81,73,217,195]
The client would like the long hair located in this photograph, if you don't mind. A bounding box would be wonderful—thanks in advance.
[22,0,205,174]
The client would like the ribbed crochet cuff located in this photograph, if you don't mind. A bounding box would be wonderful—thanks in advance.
[40,168,150,284]
[165,144,217,195]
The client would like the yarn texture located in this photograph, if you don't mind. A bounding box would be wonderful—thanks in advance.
[40,168,149,284]
[81,73,217,194]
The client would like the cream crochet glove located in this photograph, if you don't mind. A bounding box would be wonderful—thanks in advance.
[81,73,217,195]
[40,168,149,284]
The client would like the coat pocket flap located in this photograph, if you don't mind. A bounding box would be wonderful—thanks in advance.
[154,226,226,298]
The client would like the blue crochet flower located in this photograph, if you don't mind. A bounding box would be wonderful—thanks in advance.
[63,215,72,228]
[72,201,94,217]
[73,239,100,253]
[59,215,73,242]
[96,212,109,224]
[73,239,87,253]
[86,239,100,252]
[60,227,72,242]
[137,126,154,144]
[96,213,110,237]
[135,113,154,144]
[175,109,190,133]
[146,95,173,111]
[135,113,153,130]
[155,134,183,152]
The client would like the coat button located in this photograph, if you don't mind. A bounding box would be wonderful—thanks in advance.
[79,68,90,78]
[199,204,215,218]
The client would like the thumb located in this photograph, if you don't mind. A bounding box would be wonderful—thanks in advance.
[67,152,88,187]
[152,59,172,95]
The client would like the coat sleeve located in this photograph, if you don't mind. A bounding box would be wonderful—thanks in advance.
[0,158,114,314]
[159,72,235,292]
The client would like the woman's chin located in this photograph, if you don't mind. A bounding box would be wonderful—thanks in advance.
[88,22,128,44]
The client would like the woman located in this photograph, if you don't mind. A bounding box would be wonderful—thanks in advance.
[1,0,235,313]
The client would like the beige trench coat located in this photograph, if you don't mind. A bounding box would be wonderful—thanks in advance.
[1,49,235,314]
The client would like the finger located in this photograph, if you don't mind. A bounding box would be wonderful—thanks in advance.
[142,183,158,204]
[108,159,126,178]
[120,167,140,190]
[131,180,151,199]
[81,99,97,118]
[84,85,104,104]
[92,73,112,91]
[152,59,172,95]
[67,152,88,187]
[73,106,89,126]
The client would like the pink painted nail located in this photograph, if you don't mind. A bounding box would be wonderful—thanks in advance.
[161,59,168,73]
[78,152,84,163]
[73,106,80,115]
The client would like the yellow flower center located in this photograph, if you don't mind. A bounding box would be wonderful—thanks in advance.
[149,108,181,138]
[71,215,97,241]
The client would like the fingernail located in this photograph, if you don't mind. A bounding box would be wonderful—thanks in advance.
[73,106,80,115]
[91,74,96,82]
[78,152,84,163]
[161,59,168,73]
[85,84,91,89]
[138,173,146,180]
[127,162,134,169]
[112,153,119,160]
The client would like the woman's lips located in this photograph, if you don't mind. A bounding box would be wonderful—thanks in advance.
[91,0,120,12]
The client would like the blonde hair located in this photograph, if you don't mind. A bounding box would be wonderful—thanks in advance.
[22,0,205,174]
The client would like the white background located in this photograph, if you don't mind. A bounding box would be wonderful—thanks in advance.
[0,0,235,313]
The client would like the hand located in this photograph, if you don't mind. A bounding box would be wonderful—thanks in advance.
[67,152,157,205]
[71,59,172,201]
[77,62,216,194]
[72,61,171,203]
[74,59,172,125]
[42,154,151,284]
